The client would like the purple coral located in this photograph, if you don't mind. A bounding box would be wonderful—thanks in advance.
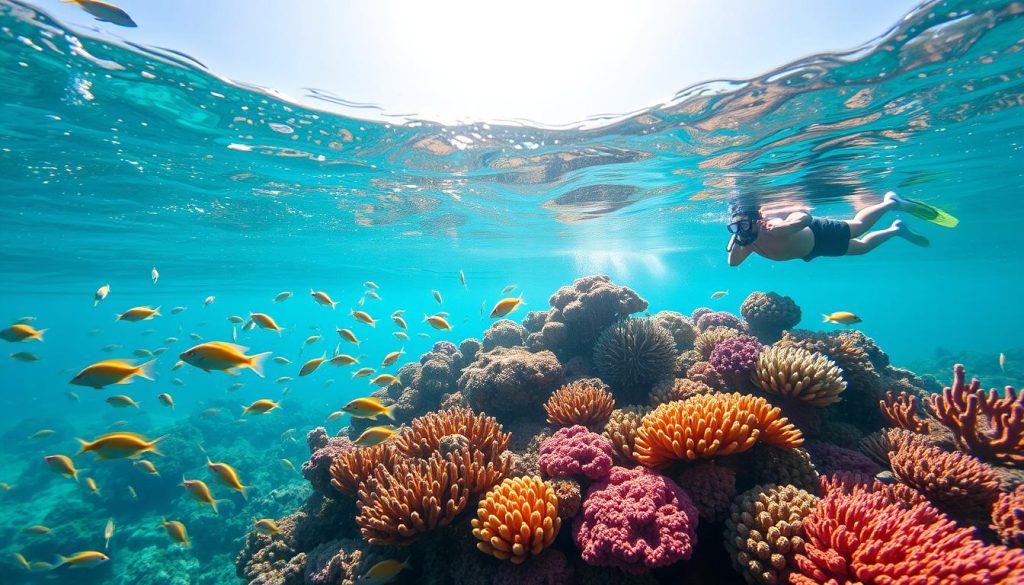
[573,466,699,573]
[302,428,354,497]
[695,311,744,332]
[805,440,881,476]
[709,335,762,388]
[539,425,614,481]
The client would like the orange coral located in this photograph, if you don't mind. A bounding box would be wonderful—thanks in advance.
[329,443,398,496]
[472,476,561,564]
[395,407,510,462]
[634,393,803,468]
[879,390,931,434]
[544,378,615,430]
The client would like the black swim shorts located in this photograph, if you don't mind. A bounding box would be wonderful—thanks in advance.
[803,218,851,261]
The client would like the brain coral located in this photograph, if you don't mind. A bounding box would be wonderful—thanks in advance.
[651,310,697,350]
[992,485,1024,548]
[538,425,614,481]
[472,476,561,564]
[546,275,649,355]
[724,484,819,585]
[593,317,678,400]
[544,378,615,430]
[677,462,736,523]
[740,292,802,343]
[573,466,699,573]
[602,405,648,464]
[634,393,803,467]
[751,346,846,407]
[457,347,563,419]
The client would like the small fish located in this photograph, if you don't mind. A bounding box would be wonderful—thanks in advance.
[171,377,185,386]
[370,374,399,387]
[280,428,296,441]
[360,558,411,585]
[64,0,136,28]
[180,342,271,377]
[250,312,284,334]
[77,432,163,460]
[104,518,114,549]
[207,457,247,498]
[53,550,110,569]
[711,290,729,300]
[105,394,140,408]
[14,552,30,570]
[393,332,409,341]
[459,270,466,288]
[424,314,452,331]
[133,348,154,358]
[85,477,100,495]
[273,291,293,303]
[164,336,179,345]
[228,382,245,392]
[110,420,129,428]
[355,425,397,447]
[242,399,280,415]
[171,360,185,371]
[227,315,244,324]
[490,293,524,318]
[343,397,396,420]
[151,267,159,285]
[329,354,359,367]
[152,347,167,356]
[1000,352,1006,372]
[171,306,186,315]
[254,519,280,535]
[94,284,110,306]
[204,296,216,308]
[16,316,37,323]
[23,525,51,535]
[310,289,337,308]
[128,485,138,499]
[117,306,160,322]
[29,429,56,439]
[299,355,327,377]
[66,391,80,402]
[182,478,219,513]
[352,367,375,378]
[71,359,156,389]
[200,408,222,418]
[364,291,382,301]
[101,344,122,352]
[161,518,190,546]
[381,349,405,368]
[0,323,46,342]
[275,376,293,384]
[391,309,406,317]
[134,460,159,476]
[364,281,379,290]
[357,296,366,307]
[392,315,408,330]
[273,356,292,365]
[417,332,431,339]
[432,290,443,304]
[45,454,80,480]
[326,410,345,422]
[822,311,862,325]
[501,284,517,294]
[10,351,40,362]
[351,310,377,327]
[435,311,449,318]
[0,482,12,490]
[337,328,360,347]
[280,458,296,472]
[189,332,204,341]
[157,393,174,408]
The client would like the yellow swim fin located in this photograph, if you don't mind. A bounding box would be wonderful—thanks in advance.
[900,197,959,228]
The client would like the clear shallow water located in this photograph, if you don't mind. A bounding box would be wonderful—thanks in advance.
[1,0,1023,583]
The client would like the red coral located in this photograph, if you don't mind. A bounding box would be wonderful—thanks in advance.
[879,390,931,434]
[992,485,1024,548]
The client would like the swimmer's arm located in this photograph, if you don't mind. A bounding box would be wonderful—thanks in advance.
[728,240,753,266]
[764,212,811,236]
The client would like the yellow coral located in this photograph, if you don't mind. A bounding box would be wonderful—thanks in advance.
[602,405,648,463]
[751,346,846,407]
[544,378,615,430]
[471,476,561,564]
[724,484,819,585]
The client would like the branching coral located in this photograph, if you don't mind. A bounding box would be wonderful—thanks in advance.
[395,407,510,463]
[573,466,698,573]
[928,364,1024,467]
[457,347,563,419]
[677,462,736,523]
[740,291,802,343]
[992,485,1024,548]
[694,326,741,359]
[751,346,846,407]
[472,476,561,564]
[538,425,615,481]
[649,377,712,407]
[329,444,398,496]
[724,484,819,585]
[544,378,615,430]
[634,393,803,467]
[593,317,677,399]
[651,310,697,351]
[791,482,1024,584]
[888,431,1001,513]
[602,406,647,464]
[879,390,931,433]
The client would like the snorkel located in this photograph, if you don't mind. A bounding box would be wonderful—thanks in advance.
[726,210,762,251]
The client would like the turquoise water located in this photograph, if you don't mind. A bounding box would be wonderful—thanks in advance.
[1,0,1023,583]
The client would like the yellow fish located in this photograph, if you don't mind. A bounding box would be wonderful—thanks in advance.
[70,358,156,389]
[161,518,190,546]
[360,558,411,585]
[242,399,280,415]
[28,429,56,439]
[381,349,405,368]
[104,518,114,549]
[351,310,377,327]
[254,518,280,535]
[250,312,284,335]
[424,314,452,331]
[182,478,219,513]
[180,342,271,377]
[158,393,174,408]
[53,550,109,569]
[299,355,327,377]
[343,397,395,420]
[1000,352,1006,372]
[23,525,51,535]
[310,289,337,308]
[11,351,40,362]
[77,432,164,460]
[711,290,729,300]
[280,458,296,472]
[490,294,524,318]
[105,394,140,408]
[117,306,160,322]
[329,354,359,367]
[85,477,100,495]
[459,270,466,288]
[337,328,360,347]
[355,425,397,447]
[134,460,159,476]
[151,267,159,285]
[273,291,292,303]
[44,454,80,481]
[432,290,443,304]
[14,552,31,570]
[392,315,408,330]
[352,367,375,378]
[94,284,110,306]
[207,457,247,498]
[370,374,399,387]
[0,323,46,342]
[822,311,862,325]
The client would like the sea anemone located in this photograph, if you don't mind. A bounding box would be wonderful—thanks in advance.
[544,378,615,430]
[710,335,763,390]
[677,462,736,523]
[649,377,712,407]
[694,326,741,359]
[696,311,745,332]
[592,317,677,400]
[634,393,804,467]
[751,346,846,407]
[472,476,561,564]
[651,310,697,351]
[602,405,648,464]
[724,484,819,585]
[740,292,802,343]
[329,443,398,496]
[992,485,1024,548]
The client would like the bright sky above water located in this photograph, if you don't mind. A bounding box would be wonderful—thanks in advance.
[37,0,918,124]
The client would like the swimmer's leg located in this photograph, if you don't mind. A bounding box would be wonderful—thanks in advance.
[846,192,902,238]
[847,219,929,255]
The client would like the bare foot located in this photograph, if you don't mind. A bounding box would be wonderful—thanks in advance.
[893,219,929,247]
[884,191,904,209]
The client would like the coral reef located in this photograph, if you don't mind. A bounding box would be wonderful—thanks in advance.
[674,348,701,377]
[695,311,745,332]
[649,377,712,407]
[888,431,1001,514]
[634,393,804,467]
[543,275,649,356]
[394,407,510,463]
[471,476,561,563]
[573,466,698,573]
[709,335,762,389]
[550,478,583,520]
[879,390,931,433]
[740,291,802,343]
[724,484,819,585]
[329,443,397,497]
[651,310,697,351]
[538,425,615,481]
[992,485,1024,548]
[544,378,615,430]
[677,462,736,523]
[592,317,677,401]
[601,405,647,464]
[458,346,563,420]
[804,440,880,476]
[751,346,846,407]
[685,360,725,391]
[694,325,741,359]
[302,428,355,497]
[483,319,528,351]
[740,446,820,494]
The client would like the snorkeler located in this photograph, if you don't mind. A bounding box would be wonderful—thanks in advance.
[726,192,956,266]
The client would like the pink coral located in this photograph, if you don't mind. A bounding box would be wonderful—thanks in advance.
[573,466,699,573]
[539,425,614,481]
